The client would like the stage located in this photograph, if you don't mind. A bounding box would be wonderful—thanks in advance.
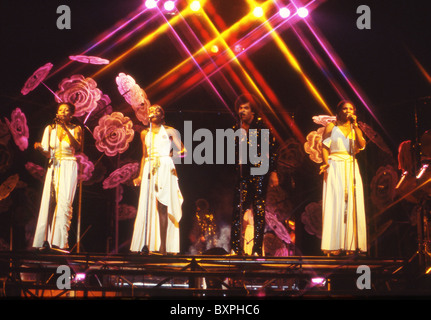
[0,250,429,299]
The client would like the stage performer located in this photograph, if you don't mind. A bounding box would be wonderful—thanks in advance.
[130,105,185,254]
[33,102,82,251]
[230,94,278,256]
[319,100,367,255]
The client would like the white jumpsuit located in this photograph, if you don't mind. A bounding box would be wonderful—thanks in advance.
[33,125,78,249]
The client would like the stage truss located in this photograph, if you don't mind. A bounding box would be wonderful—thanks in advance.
[0,251,429,298]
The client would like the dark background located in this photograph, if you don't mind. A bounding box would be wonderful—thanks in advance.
[0,0,430,256]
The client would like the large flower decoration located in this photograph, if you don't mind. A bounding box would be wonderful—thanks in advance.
[55,74,102,117]
[5,108,29,151]
[118,204,137,220]
[21,62,53,95]
[278,138,305,169]
[370,165,398,210]
[75,153,95,182]
[304,127,324,163]
[82,93,113,125]
[301,201,322,239]
[102,162,139,189]
[93,112,135,156]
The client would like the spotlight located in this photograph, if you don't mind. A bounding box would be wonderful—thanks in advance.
[75,273,86,282]
[210,45,219,54]
[297,7,309,18]
[145,0,158,9]
[279,7,291,18]
[234,44,244,53]
[190,1,201,12]
[164,0,175,11]
[253,6,264,18]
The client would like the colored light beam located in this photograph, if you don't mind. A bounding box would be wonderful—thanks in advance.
[153,5,233,115]
[289,0,388,137]
[245,0,332,115]
[144,1,318,141]
[409,51,431,84]
[49,6,153,79]
[93,9,187,78]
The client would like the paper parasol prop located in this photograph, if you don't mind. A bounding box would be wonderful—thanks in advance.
[116,73,150,125]
[21,62,55,96]
[69,55,110,65]
[312,115,336,126]
[311,115,392,155]
[0,174,19,201]
[265,211,292,244]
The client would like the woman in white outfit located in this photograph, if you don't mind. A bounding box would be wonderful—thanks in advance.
[130,105,186,254]
[319,101,367,255]
[33,103,82,251]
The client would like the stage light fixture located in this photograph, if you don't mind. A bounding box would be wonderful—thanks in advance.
[311,277,326,286]
[145,0,158,9]
[297,7,309,18]
[164,0,175,11]
[253,6,264,18]
[190,1,201,12]
[210,45,219,54]
[279,7,291,18]
[75,273,86,282]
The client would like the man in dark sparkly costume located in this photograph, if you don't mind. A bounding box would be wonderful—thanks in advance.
[230,94,278,256]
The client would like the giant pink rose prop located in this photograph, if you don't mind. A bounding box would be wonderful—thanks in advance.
[278,138,305,169]
[82,94,113,125]
[5,108,29,151]
[55,74,102,117]
[301,201,322,239]
[93,112,135,156]
[118,204,137,220]
[75,153,95,182]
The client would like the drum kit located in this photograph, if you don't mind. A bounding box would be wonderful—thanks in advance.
[396,123,431,272]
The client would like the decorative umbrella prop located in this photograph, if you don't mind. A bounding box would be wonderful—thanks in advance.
[265,211,292,245]
[309,115,393,159]
[21,62,61,100]
[0,174,19,201]
[69,55,110,65]
[116,72,150,125]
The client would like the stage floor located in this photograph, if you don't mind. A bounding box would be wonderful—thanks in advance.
[0,250,429,299]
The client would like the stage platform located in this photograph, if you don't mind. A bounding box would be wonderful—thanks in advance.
[0,250,429,299]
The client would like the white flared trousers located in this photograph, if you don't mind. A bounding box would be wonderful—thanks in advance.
[33,159,78,249]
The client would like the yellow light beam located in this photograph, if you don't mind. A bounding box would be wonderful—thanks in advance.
[246,0,332,115]
[92,10,187,78]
